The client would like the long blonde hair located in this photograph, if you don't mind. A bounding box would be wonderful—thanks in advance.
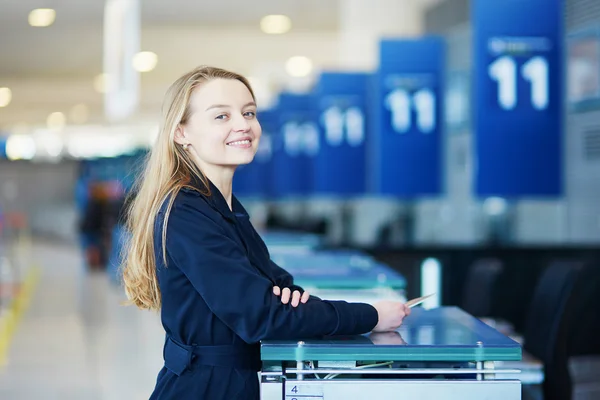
[121,65,255,311]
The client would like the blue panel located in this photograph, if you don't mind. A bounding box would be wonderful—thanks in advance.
[233,108,278,198]
[313,72,369,196]
[0,136,6,159]
[271,93,318,197]
[372,37,445,197]
[473,0,563,197]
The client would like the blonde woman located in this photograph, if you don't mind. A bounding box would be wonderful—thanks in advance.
[121,65,411,399]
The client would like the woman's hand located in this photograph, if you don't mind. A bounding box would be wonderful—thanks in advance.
[371,301,411,332]
[273,286,310,307]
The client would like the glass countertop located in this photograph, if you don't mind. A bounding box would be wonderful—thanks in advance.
[261,307,521,362]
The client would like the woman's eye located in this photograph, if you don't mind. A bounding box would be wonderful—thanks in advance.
[215,114,227,120]
[244,111,256,118]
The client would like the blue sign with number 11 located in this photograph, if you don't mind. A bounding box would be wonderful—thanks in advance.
[313,71,369,196]
[370,37,445,197]
[473,0,563,197]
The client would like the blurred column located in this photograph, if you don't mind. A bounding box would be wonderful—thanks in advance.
[337,0,425,71]
[103,0,141,122]
[334,0,428,247]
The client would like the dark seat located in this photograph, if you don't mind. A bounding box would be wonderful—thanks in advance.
[461,258,504,318]
[553,261,600,400]
[522,260,599,400]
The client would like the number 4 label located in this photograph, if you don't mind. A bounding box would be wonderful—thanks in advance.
[285,383,324,398]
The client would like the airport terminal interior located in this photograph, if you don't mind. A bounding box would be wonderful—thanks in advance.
[1,0,600,399]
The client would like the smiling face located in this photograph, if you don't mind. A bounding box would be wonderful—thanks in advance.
[174,78,261,173]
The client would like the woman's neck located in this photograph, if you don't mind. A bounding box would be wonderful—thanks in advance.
[200,164,235,210]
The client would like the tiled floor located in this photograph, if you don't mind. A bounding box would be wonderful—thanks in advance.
[0,240,165,400]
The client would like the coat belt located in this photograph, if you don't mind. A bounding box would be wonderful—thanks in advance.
[163,336,261,376]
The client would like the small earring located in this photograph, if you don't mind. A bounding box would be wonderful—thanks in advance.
[182,143,189,151]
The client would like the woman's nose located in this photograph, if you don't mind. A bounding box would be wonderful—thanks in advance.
[232,115,250,132]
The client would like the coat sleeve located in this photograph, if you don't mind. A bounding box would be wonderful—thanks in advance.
[162,199,379,344]
[246,217,307,293]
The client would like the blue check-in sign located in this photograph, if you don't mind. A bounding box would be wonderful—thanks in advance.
[320,102,365,147]
[371,37,444,197]
[473,0,563,197]
[282,120,319,157]
[313,72,370,196]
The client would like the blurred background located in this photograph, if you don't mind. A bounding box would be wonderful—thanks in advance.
[0,0,599,399]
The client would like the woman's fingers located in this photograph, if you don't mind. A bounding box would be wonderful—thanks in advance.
[301,291,310,303]
[291,291,302,307]
[274,286,309,307]
[280,287,291,304]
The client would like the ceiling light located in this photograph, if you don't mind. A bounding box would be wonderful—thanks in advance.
[132,51,158,72]
[285,56,313,78]
[47,112,66,130]
[260,15,292,34]
[0,87,12,107]
[28,9,56,27]
[69,104,89,124]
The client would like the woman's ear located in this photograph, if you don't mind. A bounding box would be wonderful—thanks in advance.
[173,124,187,145]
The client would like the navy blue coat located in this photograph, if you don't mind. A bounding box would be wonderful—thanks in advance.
[149,178,378,399]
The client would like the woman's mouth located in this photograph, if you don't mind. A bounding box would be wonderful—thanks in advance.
[227,138,252,148]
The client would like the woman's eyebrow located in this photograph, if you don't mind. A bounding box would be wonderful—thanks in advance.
[205,104,229,111]
[205,101,256,112]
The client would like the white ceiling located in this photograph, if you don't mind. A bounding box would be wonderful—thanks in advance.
[0,0,341,27]
[0,0,445,129]
[0,0,341,77]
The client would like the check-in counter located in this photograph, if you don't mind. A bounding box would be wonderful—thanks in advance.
[260,307,523,400]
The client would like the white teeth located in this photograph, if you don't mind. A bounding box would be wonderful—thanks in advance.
[227,140,250,146]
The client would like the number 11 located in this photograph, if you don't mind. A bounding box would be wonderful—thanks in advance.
[488,55,549,111]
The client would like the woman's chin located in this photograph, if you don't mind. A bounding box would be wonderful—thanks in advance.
[230,155,256,167]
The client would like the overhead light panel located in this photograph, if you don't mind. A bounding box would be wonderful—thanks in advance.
[260,15,292,34]
[285,56,313,77]
[132,51,158,72]
[47,112,66,130]
[0,87,12,107]
[94,73,112,93]
[29,9,56,27]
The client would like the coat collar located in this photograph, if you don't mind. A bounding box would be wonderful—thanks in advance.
[181,174,248,222]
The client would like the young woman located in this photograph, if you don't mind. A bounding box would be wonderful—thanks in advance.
[121,65,411,399]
